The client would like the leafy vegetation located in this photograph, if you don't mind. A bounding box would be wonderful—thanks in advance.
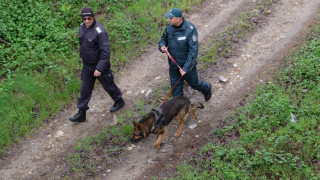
[171,20,320,179]
[0,0,84,153]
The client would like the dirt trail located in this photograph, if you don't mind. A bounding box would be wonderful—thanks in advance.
[0,0,319,179]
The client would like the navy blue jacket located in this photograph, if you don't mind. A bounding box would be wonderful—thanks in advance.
[79,21,110,72]
[159,19,199,73]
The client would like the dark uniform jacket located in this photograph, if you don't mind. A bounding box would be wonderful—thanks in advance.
[158,18,199,73]
[79,21,111,72]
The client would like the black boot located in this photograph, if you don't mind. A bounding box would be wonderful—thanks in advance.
[203,84,212,101]
[110,98,125,112]
[69,109,86,122]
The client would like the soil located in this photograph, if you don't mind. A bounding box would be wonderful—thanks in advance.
[0,0,319,179]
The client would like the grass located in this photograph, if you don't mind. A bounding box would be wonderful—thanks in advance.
[170,17,320,179]
[0,71,80,154]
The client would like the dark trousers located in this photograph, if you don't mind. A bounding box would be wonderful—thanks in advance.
[169,66,210,97]
[77,66,122,110]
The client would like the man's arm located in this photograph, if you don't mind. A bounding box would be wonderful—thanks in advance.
[159,26,168,52]
[182,27,198,73]
[96,26,111,73]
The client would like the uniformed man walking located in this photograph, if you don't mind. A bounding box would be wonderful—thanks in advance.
[70,7,125,122]
[159,8,212,100]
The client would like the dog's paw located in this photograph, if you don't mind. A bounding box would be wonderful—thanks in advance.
[154,143,161,149]
[175,132,181,137]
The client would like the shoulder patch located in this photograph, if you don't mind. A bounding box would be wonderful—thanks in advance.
[95,27,102,33]
[192,35,197,42]
[189,25,194,30]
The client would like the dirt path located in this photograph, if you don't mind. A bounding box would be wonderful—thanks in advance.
[0,0,319,179]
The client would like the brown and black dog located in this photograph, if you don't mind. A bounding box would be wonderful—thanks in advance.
[130,96,204,149]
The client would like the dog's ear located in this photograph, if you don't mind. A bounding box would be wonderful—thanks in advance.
[132,121,138,126]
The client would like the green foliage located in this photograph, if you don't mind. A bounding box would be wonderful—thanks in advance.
[173,23,320,179]
[135,99,147,115]
[0,0,85,152]
[0,0,80,77]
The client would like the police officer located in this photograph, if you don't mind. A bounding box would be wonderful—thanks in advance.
[70,7,125,122]
[159,8,212,101]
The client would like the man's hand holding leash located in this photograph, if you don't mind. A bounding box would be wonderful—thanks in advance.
[161,46,186,76]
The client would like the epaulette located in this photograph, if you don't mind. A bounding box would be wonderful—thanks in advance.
[95,26,102,33]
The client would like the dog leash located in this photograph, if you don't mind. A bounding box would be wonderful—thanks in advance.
[165,49,182,70]
[161,50,183,104]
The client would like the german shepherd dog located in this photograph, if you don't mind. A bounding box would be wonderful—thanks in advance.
[130,96,204,149]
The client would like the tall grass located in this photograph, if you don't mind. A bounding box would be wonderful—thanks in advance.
[171,22,320,179]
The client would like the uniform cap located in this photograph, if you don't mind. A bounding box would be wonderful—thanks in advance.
[81,7,94,17]
[165,8,182,18]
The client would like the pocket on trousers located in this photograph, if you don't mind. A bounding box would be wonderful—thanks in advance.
[101,72,114,85]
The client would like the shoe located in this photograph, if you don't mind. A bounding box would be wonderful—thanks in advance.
[110,98,125,112]
[69,109,86,122]
[204,84,212,101]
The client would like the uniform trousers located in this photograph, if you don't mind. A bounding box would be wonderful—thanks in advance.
[169,66,210,97]
[77,65,122,110]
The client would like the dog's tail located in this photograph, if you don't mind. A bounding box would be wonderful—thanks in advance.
[191,102,204,110]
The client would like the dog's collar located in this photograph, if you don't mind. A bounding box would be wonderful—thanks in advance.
[152,106,161,118]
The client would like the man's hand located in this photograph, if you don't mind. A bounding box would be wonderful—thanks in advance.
[179,69,186,76]
[94,69,101,77]
[161,46,167,53]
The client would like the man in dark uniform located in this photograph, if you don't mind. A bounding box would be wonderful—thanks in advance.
[70,7,125,122]
[159,8,212,101]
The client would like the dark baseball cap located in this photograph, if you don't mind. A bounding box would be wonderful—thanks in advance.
[165,8,182,18]
[81,7,94,17]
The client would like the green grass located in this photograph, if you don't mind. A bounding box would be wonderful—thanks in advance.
[0,72,80,154]
[170,19,320,179]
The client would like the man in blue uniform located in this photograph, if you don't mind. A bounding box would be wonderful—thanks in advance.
[70,7,125,122]
[159,8,212,101]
